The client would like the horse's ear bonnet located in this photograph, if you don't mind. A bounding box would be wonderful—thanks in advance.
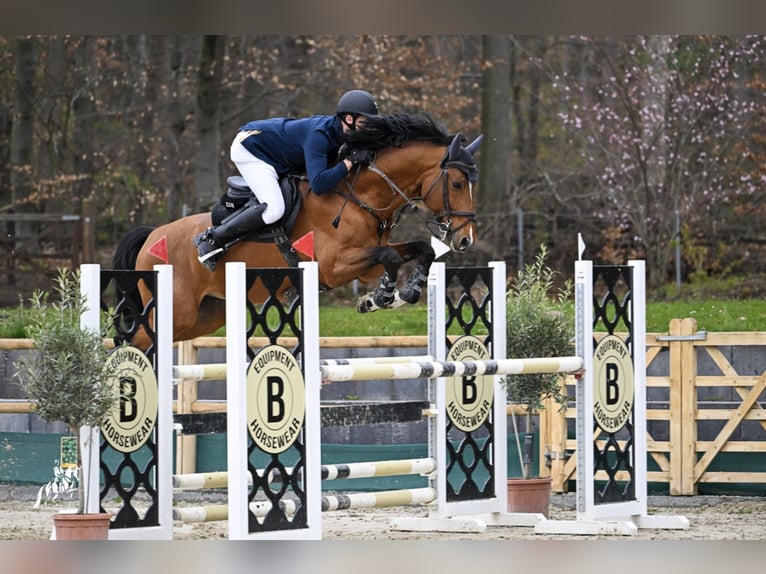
[441,133,482,183]
[466,134,483,155]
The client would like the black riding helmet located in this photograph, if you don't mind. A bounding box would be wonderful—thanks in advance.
[336,89,379,120]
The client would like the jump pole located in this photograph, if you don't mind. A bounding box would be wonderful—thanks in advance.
[319,356,583,382]
[173,457,437,489]
[171,355,437,381]
[174,487,438,523]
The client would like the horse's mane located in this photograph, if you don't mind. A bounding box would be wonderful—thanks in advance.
[344,112,454,151]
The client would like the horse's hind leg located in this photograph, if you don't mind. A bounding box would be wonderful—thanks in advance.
[175,296,227,341]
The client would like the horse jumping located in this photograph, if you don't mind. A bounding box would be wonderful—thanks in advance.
[112,113,483,348]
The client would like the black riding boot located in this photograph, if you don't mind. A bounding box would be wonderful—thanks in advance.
[194,203,267,271]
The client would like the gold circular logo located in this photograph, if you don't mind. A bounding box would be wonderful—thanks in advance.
[445,336,494,432]
[593,335,634,433]
[247,345,305,454]
[102,346,158,453]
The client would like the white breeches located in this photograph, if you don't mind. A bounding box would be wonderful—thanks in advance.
[230,136,286,225]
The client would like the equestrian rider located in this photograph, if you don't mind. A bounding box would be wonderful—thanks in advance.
[194,89,380,270]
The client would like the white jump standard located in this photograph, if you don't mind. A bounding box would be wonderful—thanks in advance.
[535,259,688,535]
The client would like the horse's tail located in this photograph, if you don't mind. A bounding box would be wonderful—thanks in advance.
[112,225,154,270]
[110,226,155,347]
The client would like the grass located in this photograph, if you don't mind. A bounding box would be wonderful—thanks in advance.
[0,302,38,338]
[317,303,430,337]
[644,299,766,332]
[315,298,766,336]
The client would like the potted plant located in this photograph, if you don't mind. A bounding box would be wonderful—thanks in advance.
[502,244,575,516]
[14,268,119,540]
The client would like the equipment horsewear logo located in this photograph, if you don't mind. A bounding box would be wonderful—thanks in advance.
[246,345,306,454]
[102,346,159,453]
[593,334,635,433]
[445,335,494,433]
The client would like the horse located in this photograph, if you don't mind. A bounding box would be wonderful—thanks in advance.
[112,112,482,350]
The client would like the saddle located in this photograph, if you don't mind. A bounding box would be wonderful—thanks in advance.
[211,175,304,266]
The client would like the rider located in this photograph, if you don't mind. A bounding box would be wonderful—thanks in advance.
[194,89,380,270]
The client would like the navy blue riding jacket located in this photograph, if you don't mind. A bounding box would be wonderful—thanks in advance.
[238,115,348,195]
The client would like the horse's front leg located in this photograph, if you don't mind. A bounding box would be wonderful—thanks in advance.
[397,240,435,305]
[356,240,434,313]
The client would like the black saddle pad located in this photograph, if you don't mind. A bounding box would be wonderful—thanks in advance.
[211,176,302,241]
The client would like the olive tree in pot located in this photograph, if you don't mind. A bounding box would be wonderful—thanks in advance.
[501,245,574,516]
[15,269,119,539]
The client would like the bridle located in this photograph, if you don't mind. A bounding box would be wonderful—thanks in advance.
[420,155,477,241]
[335,149,477,244]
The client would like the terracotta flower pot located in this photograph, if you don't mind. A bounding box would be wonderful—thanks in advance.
[506,476,552,517]
[53,512,112,540]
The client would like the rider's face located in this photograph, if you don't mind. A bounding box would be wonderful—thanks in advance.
[341,114,366,133]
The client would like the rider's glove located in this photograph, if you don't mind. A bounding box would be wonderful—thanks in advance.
[346,149,375,166]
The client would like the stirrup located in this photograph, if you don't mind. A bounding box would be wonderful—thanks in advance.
[198,246,224,264]
[194,229,224,271]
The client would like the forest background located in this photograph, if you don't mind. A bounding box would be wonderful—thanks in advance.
[2,35,765,302]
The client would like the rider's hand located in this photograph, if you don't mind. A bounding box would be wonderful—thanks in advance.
[346,149,375,166]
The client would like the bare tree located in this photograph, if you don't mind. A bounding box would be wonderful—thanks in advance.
[194,35,227,210]
[10,37,36,211]
[40,36,67,179]
[478,35,513,261]
[2,34,763,293]
[72,37,96,217]
[553,36,766,287]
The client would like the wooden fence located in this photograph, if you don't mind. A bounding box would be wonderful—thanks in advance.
[542,319,766,495]
[0,210,96,305]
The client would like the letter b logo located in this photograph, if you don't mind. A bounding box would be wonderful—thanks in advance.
[462,375,477,405]
[119,376,137,423]
[605,362,619,405]
[267,376,285,422]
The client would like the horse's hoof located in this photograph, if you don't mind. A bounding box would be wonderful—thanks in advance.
[356,297,376,313]
[389,294,407,309]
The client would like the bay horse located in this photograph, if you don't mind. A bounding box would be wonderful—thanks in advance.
[112,113,482,349]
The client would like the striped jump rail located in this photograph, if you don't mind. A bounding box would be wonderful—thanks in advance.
[173,363,230,381]
[172,355,436,381]
[320,356,584,382]
[319,355,434,366]
[173,458,437,490]
[173,487,437,523]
